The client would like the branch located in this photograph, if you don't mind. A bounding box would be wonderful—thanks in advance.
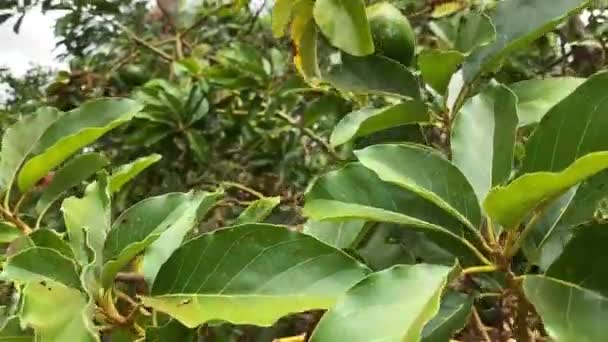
[221,181,264,199]
[114,22,173,62]
[276,111,343,161]
[0,205,32,234]
[180,4,230,38]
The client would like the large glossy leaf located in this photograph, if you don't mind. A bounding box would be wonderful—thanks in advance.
[62,176,111,265]
[304,163,488,265]
[418,50,464,95]
[309,264,454,342]
[452,84,518,203]
[454,12,495,53]
[529,171,608,269]
[484,151,608,228]
[509,77,584,126]
[356,144,481,229]
[101,192,206,288]
[522,71,608,173]
[142,224,369,328]
[232,196,280,225]
[545,223,608,296]
[463,0,590,81]
[0,107,61,193]
[524,275,608,342]
[20,281,97,342]
[330,101,428,147]
[142,191,222,285]
[313,0,373,56]
[303,219,365,249]
[109,154,161,193]
[421,292,473,342]
[323,54,420,99]
[36,153,109,217]
[18,98,142,191]
[1,247,81,289]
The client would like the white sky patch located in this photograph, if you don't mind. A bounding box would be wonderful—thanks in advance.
[0,7,66,76]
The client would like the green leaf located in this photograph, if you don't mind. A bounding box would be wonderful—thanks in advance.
[304,163,488,266]
[272,0,295,38]
[323,54,420,99]
[142,224,369,328]
[356,144,481,230]
[418,50,464,95]
[2,247,81,289]
[530,171,608,269]
[452,84,518,203]
[421,292,473,342]
[28,229,75,259]
[545,223,608,296]
[232,197,280,225]
[309,264,454,342]
[463,0,590,81]
[290,0,319,81]
[509,77,584,126]
[142,191,223,285]
[303,94,346,127]
[36,153,109,217]
[185,131,208,165]
[146,320,196,342]
[0,316,34,341]
[454,12,495,54]
[484,151,608,229]
[330,101,428,147]
[20,281,97,342]
[313,0,373,56]
[101,192,207,288]
[0,107,61,192]
[62,175,111,265]
[522,71,608,173]
[0,222,23,244]
[524,275,608,342]
[109,153,161,193]
[18,98,142,191]
[303,219,365,249]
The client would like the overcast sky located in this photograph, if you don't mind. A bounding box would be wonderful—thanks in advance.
[0,7,66,76]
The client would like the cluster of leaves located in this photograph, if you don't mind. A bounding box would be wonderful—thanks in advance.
[5,0,608,341]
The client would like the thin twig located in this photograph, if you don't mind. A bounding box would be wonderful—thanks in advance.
[222,181,264,199]
[115,272,146,284]
[462,265,498,275]
[0,205,32,234]
[472,306,492,342]
[276,111,343,161]
[114,22,173,62]
[505,210,544,259]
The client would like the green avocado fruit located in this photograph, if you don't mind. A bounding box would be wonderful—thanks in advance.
[119,64,149,86]
[366,2,416,66]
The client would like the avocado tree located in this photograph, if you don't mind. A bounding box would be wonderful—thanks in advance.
[2,0,608,341]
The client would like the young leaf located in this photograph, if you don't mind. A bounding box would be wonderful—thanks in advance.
[303,219,365,249]
[142,191,223,285]
[484,151,608,229]
[0,107,62,194]
[418,50,464,95]
[18,98,143,191]
[62,175,111,265]
[313,0,374,56]
[463,0,590,81]
[309,264,454,342]
[20,281,97,342]
[108,153,161,193]
[330,101,428,147]
[452,84,518,203]
[2,247,81,289]
[509,77,584,126]
[522,71,608,173]
[232,196,280,225]
[355,144,482,230]
[524,275,608,341]
[421,292,474,342]
[323,54,420,99]
[142,224,370,328]
[101,192,207,288]
[36,153,109,217]
[304,163,488,266]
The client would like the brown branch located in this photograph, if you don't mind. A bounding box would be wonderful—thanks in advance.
[276,111,343,161]
[115,272,146,284]
[0,205,32,234]
[472,306,492,342]
[114,22,173,62]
